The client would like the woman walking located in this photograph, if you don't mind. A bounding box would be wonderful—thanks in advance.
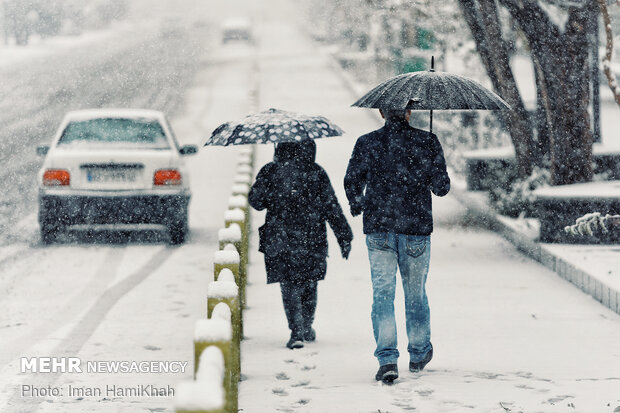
[249,140,352,349]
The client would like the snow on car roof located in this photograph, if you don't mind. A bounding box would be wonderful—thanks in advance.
[222,18,251,29]
[64,109,166,122]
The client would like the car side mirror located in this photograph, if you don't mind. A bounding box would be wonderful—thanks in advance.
[179,145,198,156]
[37,145,50,156]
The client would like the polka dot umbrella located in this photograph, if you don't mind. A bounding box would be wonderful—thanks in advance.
[203,108,344,146]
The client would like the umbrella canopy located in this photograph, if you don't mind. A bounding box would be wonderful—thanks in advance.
[352,70,510,111]
[204,108,344,146]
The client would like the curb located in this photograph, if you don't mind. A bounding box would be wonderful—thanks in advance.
[450,183,620,315]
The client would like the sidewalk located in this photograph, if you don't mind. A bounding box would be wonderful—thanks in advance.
[238,1,620,412]
[447,178,620,317]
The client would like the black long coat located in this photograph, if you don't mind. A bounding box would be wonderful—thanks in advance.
[344,118,450,235]
[249,141,353,284]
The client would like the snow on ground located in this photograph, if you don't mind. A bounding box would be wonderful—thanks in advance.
[239,1,620,412]
[534,181,620,200]
[1,0,619,412]
[0,2,251,410]
[26,39,255,413]
[543,244,620,292]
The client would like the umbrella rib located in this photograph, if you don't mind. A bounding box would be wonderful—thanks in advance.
[463,77,489,109]
[466,76,503,109]
[450,77,473,109]
[375,74,411,108]
[392,75,417,109]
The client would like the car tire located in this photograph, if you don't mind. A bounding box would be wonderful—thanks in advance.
[168,218,188,245]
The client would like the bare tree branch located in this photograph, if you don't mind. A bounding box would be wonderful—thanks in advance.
[499,0,561,45]
[599,0,620,108]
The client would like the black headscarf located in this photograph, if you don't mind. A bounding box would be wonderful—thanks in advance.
[274,140,316,164]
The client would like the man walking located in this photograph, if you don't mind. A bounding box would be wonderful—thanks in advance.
[344,108,450,384]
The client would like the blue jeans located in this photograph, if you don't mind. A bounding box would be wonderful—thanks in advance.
[366,232,432,366]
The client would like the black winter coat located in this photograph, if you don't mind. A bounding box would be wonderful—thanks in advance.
[344,118,450,235]
[249,141,353,284]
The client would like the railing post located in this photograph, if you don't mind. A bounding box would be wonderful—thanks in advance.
[218,224,246,308]
[213,249,240,282]
[207,276,241,396]
[193,315,233,412]
[174,346,226,413]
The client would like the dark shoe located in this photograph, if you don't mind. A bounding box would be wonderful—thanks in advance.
[409,348,433,372]
[304,328,316,342]
[375,364,398,384]
[286,337,304,349]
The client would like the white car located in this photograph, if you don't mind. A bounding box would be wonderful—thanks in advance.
[37,109,197,244]
[221,18,254,44]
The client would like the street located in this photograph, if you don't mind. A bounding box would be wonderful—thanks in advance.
[0,0,619,412]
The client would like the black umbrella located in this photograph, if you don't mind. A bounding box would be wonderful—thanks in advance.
[204,108,344,146]
[352,57,510,132]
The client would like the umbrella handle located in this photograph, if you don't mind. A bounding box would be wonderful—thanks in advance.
[430,109,433,133]
[429,55,434,133]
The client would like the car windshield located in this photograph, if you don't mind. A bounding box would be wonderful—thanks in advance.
[58,118,170,149]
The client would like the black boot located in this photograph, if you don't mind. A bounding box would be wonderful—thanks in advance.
[375,364,398,384]
[304,328,316,342]
[409,347,433,372]
[286,333,304,349]
[286,337,304,349]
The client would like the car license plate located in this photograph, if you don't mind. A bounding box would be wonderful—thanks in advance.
[87,169,137,183]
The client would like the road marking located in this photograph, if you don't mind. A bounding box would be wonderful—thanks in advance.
[4,247,174,410]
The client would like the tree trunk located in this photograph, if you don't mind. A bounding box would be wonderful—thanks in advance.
[458,0,536,178]
[532,53,551,164]
[508,3,593,185]
[497,0,594,185]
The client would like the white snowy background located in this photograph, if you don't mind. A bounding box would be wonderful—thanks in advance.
[0,0,618,412]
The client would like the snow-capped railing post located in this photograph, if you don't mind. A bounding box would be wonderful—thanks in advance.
[174,346,228,413]
[208,269,242,337]
[224,207,248,272]
[219,220,243,253]
[231,182,250,198]
[236,163,253,179]
[238,146,255,168]
[207,290,243,412]
[228,192,250,255]
[207,269,243,408]
[177,148,254,413]
[233,173,252,186]
[230,182,250,248]
[174,346,226,413]
[213,248,240,282]
[228,195,249,235]
[232,174,253,231]
[225,207,245,228]
[193,306,234,412]
[218,224,246,307]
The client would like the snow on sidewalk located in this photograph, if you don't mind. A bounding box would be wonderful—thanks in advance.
[239,1,620,412]
[241,190,620,413]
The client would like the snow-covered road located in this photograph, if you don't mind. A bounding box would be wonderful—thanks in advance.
[0,1,258,412]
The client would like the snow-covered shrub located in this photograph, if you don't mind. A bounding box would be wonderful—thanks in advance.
[434,112,511,175]
[488,167,550,217]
